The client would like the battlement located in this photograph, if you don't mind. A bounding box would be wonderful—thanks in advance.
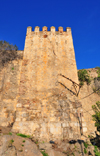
[26,26,71,35]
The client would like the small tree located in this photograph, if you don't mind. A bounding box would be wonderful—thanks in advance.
[97,67,100,78]
[0,40,22,68]
[92,101,100,132]
[0,40,18,51]
[78,69,91,86]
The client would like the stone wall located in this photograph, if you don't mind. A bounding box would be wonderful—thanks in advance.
[0,58,22,127]
[11,26,82,141]
[0,26,99,142]
[12,91,83,141]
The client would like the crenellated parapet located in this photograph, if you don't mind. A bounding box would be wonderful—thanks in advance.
[26,26,71,36]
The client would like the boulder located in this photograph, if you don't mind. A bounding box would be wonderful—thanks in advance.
[0,134,42,156]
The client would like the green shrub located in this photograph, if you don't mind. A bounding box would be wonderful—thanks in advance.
[78,69,91,86]
[10,139,14,143]
[84,148,87,154]
[79,81,84,86]
[83,142,88,148]
[96,67,100,78]
[94,146,100,156]
[92,101,100,132]
[41,150,49,156]
[16,133,30,138]
[23,140,25,143]
[88,135,93,139]
[9,132,12,135]
[35,141,38,144]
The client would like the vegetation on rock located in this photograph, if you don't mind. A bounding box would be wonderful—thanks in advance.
[41,150,49,156]
[16,133,30,138]
[94,146,100,156]
[97,67,100,78]
[78,69,91,86]
[0,40,18,51]
[83,142,89,148]
[0,40,22,68]
[93,78,100,95]
[84,148,87,154]
[92,101,100,132]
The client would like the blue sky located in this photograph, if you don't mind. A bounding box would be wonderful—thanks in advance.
[0,0,100,69]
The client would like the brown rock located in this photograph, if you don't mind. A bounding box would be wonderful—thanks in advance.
[45,149,66,156]
[2,146,17,156]
[0,134,42,156]
[39,142,52,150]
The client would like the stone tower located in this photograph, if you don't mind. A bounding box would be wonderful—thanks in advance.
[12,26,83,141]
[23,26,78,93]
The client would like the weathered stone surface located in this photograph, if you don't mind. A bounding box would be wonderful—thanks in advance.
[1,146,17,156]
[0,26,100,142]
[0,134,42,156]
[72,151,81,156]
[45,149,66,156]
[39,142,52,150]
[0,126,98,156]
[12,95,82,141]
[57,142,69,151]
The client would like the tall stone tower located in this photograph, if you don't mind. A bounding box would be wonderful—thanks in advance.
[12,26,83,141]
[23,26,78,93]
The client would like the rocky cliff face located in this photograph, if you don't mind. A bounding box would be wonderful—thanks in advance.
[79,68,100,138]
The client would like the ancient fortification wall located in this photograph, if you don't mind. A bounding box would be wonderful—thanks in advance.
[12,26,81,141]
[0,26,99,142]
[23,26,78,92]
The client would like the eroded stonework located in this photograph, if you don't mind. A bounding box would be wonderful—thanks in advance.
[0,26,98,141]
[13,26,81,141]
